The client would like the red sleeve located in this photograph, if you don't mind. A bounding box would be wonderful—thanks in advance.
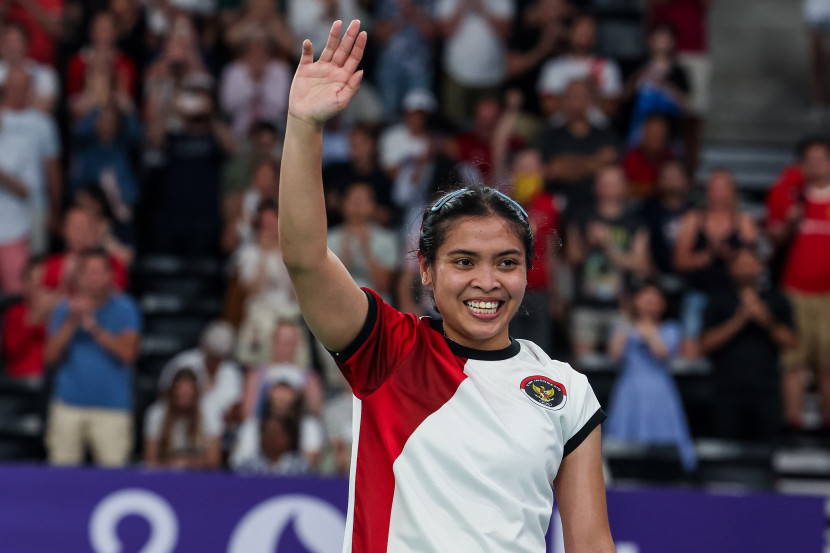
[2,304,43,358]
[115,55,137,96]
[66,54,85,96]
[766,165,804,227]
[111,256,129,291]
[41,255,62,290]
[331,288,419,399]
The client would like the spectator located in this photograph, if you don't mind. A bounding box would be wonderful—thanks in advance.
[70,100,142,221]
[323,123,395,227]
[42,207,129,293]
[73,184,135,264]
[765,158,805,284]
[566,165,650,361]
[508,148,561,355]
[44,247,141,466]
[437,0,514,125]
[0,22,59,112]
[379,89,435,177]
[604,282,696,472]
[535,79,618,219]
[221,157,279,252]
[373,0,438,119]
[224,0,296,55]
[776,138,830,429]
[648,0,711,168]
[623,24,689,148]
[144,367,222,469]
[806,0,830,119]
[0,66,62,254]
[241,318,323,419]
[286,0,360,58]
[327,181,399,302]
[505,0,570,114]
[638,160,692,285]
[234,201,299,366]
[219,29,292,139]
[2,0,63,67]
[231,409,309,475]
[157,320,243,432]
[673,168,757,359]
[66,11,137,119]
[537,14,623,125]
[0,113,38,295]
[231,374,324,471]
[1,259,54,379]
[701,248,797,442]
[450,97,523,184]
[109,0,147,65]
[622,114,674,199]
[222,120,281,201]
[146,82,235,256]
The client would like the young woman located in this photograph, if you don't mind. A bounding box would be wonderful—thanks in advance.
[279,20,615,553]
[604,282,697,473]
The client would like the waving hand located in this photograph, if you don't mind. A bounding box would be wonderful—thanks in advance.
[288,20,367,127]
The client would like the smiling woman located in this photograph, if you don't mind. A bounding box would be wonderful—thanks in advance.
[278,20,615,553]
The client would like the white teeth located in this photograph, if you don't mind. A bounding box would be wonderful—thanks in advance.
[464,300,500,314]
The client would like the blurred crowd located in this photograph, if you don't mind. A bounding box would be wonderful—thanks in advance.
[0,0,828,476]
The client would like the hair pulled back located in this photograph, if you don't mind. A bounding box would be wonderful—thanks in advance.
[419,187,534,269]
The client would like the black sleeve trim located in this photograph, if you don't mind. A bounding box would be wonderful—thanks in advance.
[563,408,606,457]
[328,289,378,363]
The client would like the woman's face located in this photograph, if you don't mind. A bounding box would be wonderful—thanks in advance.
[706,172,735,209]
[633,286,664,320]
[258,209,279,241]
[271,324,299,363]
[268,383,299,416]
[421,216,527,350]
[172,377,197,410]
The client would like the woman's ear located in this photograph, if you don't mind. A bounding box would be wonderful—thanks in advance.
[417,252,433,287]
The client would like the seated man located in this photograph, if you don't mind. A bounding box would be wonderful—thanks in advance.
[44,247,141,466]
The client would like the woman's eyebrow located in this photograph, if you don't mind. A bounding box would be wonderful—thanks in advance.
[446,249,478,257]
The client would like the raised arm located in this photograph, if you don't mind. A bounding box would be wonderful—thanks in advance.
[279,21,370,352]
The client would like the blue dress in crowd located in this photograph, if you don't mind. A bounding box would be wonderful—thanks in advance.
[604,321,697,472]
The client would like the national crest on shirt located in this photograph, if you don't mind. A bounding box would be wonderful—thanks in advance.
[520,375,567,410]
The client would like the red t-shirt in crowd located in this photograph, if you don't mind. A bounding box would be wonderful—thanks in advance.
[41,253,129,292]
[66,49,137,97]
[7,0,63,66]
[526,193,561,291]
[649,0,708,54]
[453,133,523,183]
[622,146,674,199]
[782,186,830,294]
[766,164,805,229]
[1,302,46,378]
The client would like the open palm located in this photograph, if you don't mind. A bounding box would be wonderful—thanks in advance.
[288,20,367,127]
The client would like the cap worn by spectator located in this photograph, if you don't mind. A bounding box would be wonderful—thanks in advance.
[201,320,235,358]
[402,89,437,113]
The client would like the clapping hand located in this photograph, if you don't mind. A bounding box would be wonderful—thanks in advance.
[288,20,367,128]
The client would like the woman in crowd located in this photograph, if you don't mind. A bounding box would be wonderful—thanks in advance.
[604,281,697,473]
[674,167,758,358]
[144,367,222,470]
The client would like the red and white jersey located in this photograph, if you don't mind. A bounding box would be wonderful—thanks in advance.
[332,289,606,553]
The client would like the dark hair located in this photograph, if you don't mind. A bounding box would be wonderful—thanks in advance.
[249,120,278,137]
[419,187,534,269]
[796,135,830,159]
[78,246,111,268]
[253,198,279,232]
[649,22,677,39]
[643,112,669,128]
[75,182,116,223]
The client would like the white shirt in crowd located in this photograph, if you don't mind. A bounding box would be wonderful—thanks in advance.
[0,108,60,210]
[287,0,361,58]
[326,224,399,302]
[234,243,297,314]
[0,61,59,106]
[437,0,515,87]
[379,123,430,172]
[219,60,292,138]
[143,401,222,454]
[537,54,623,98]
[157,349,243,431]
[0,127,39,246]
[231,413,325,466]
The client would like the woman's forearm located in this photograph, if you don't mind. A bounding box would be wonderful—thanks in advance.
[279,115,330,271]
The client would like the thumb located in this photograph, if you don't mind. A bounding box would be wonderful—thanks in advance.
[299,39,314,65]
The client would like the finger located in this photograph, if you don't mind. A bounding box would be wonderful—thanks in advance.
[343,69,364,98]
[299,39,313,65]
[343,30,367,74]
[332,19,360,67]
[318,20,343,63]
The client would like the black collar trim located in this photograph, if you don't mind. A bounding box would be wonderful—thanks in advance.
[429,318,521,361]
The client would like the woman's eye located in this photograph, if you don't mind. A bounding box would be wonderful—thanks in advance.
[455,259,473,266]
[499,259,518,267]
